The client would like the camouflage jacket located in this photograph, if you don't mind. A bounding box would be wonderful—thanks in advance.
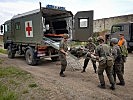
[112,45,123,63]
[59,39,68,54]
[85,42,96,53]
[95,43,111,57]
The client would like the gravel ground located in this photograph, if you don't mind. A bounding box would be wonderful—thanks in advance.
[0,53,133,100]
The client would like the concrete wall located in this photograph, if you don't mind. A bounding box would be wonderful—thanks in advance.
[94,14,133,33]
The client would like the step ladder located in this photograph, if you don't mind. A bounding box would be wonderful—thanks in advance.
[43,37,82,71]
[43,37,60,50]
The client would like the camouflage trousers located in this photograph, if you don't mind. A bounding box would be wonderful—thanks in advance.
[113,63,125,83]
[121,56,127,74]
[83,57,97,71]
[98,64,114,85]
[59,54,67,72]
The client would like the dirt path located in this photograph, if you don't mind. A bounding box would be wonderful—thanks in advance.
[0,53,133,100]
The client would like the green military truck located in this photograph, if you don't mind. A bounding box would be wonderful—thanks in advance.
[106,22,133,53]
[0,4,93,65]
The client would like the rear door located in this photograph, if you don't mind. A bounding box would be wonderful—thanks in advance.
[72,10,93,41]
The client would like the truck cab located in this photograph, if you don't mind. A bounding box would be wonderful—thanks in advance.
[109,22,133,52]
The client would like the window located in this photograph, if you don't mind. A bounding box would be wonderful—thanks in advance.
[5,24,8,32]
[79,18,89,28]
[111,25,124,33]
[15,22,20,30]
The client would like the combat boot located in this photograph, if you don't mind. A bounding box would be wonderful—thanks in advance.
[116,82,125,86]
[110,84,115,90]
[94,69,97,73]
[81,68,86,73]
[97,84,106,89]
[60,71,65,77]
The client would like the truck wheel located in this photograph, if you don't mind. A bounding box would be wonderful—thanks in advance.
[51,56,59,62]
[7,46,15,59]
[25,49,37,65]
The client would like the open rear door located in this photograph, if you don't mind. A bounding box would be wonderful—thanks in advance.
[72,10,93,41]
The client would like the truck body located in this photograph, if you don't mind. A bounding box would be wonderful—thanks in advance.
[0,5,93,65]
[108,22,133,52]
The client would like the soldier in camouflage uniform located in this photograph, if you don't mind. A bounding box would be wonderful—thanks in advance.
[110,38,125,86]
[95,36,115,90]
[118,33,128,74]
[81,37,97,73]
[59,34,69,77]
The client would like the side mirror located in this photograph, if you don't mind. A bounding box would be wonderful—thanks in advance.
[0,25,3,33]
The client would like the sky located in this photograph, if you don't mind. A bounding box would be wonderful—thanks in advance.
[0,0,133,26]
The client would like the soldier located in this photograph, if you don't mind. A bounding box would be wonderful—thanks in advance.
[59,34,69,77]
[110,38,125,86]
[118,33,128,74]
[81,37,97,73]
[95,36,115,90]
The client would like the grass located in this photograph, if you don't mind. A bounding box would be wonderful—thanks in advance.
[0,58,48,99]
[0,48,7,54]
[0,66,30,78]
[22,89,29,94]
[0,66,38,99]
[0,67,26,99]
[0,59,3,64]
[28,83,38,88]
[0,83,17,100]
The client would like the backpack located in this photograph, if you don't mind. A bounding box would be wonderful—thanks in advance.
[106,55,114,67]
[98,44,114,67]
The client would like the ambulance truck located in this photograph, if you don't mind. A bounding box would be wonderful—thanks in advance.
[0,4,93,65]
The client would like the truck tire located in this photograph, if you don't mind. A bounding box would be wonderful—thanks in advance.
[25,48,37,65]
[51,56,59,62]
[7,45,15,59]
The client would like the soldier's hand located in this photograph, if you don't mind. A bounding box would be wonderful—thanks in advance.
[65,52,68,56]
[96,56,99,60]
[91,54,96,59]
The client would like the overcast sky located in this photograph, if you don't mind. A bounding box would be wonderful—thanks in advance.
[0,0,133,26]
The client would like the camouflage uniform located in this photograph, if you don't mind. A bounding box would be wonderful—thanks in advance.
[96,43,115,89]
[118,33,127,74]
[111,41,125,85]
[59,36,68,77]
[82,42,97,73]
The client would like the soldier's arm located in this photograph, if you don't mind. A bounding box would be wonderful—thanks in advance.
[59,41,67,55]
[123,39,127,48]
[93,43,97,54]
[112,47,117,60]
[94,46,100,59]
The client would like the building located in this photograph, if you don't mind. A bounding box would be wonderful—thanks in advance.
[94,14,133,33]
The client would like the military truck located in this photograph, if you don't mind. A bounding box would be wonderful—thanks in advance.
[106,22,133,53]
[0,4,93,65]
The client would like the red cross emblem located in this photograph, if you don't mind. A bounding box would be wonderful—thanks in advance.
[25,21,33,37]
[26,22,32,36]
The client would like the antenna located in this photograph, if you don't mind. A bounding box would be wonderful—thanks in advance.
[39,2,42,11]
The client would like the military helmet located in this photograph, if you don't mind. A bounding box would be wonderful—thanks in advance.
[97,36,104,42]
[88,37,93,42]
[63,34,69,39]
[110,38,118,44]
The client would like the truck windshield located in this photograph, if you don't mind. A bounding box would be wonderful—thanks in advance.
[111,25,124,33]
